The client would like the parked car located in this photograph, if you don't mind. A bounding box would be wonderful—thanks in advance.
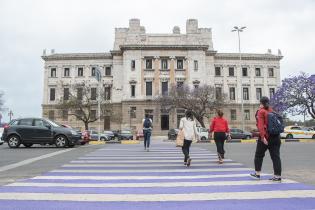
[280,126,315,139]
[0,128,4,145]
[1,118,81,148]
[196,127,209,141]
[88,130,109,141]
[251,129,260,138]
[168,128,179,140]
[230,128,252,139]
[136,129,144,140]
[103,130,115,141]
[117,130,133,140]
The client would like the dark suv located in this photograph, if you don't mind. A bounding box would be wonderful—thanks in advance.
[1,118,81,148]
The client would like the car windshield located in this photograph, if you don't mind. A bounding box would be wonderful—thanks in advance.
[104,131,113,134]
[45,119,61,127]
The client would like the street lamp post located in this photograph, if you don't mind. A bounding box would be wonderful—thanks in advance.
[232,26,246,131]
[95,68,102,141]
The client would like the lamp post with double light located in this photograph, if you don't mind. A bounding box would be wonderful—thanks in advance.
[231,26,246,131]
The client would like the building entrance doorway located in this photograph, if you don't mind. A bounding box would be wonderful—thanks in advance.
[161,115,169,130]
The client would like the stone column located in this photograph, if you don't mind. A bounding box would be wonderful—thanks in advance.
[170,56,175,85]
[154,56,160,95]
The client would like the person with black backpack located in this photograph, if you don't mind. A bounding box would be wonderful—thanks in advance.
[250,96,284,182]
[142,113,153,152]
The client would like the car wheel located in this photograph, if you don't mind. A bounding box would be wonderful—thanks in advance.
[312,135,315,139]
[23,143,33,148]
[54,135,68,148]
[8,135,21,148]
[246,136,251,139]
[286,134,293,139]
[201,136,206,141]
[100,137,106,141]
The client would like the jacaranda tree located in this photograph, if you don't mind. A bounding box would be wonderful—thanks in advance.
[271,72,315,119]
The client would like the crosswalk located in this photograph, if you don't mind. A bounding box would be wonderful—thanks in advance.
[0,142,315,210]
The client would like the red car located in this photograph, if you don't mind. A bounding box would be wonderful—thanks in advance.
[80,130,91,145]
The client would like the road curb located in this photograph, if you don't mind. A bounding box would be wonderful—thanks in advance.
[88,141,106,145]
[121,140,140,144]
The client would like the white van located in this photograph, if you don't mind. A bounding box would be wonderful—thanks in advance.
[196,127,209,141]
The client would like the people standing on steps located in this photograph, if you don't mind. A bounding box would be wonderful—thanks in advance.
[250,96,282,182]
[209,110,230,164]
[142,113,153,152]
[179,110,198,167]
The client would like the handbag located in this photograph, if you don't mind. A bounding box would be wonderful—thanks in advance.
[176,129,185,147]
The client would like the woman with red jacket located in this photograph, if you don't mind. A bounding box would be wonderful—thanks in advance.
[209,110,230,164]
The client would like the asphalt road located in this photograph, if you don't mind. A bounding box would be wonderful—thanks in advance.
[0,140,315,186]
[0,143,104,185]
[0,140,314,210]
[196,142,315,185]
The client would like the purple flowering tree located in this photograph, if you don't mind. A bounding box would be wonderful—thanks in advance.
[271,72,315,119]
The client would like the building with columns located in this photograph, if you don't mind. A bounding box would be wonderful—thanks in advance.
[42,19,282,134]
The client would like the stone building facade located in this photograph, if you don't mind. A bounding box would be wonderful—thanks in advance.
[42,19,282,134]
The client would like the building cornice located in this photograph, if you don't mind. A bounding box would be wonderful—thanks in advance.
[214,53,283,61]
[119,44,209,51]
[41,53,112,61]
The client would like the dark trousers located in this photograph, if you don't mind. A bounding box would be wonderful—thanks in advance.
[143,129,151,148]
[214,132,226,159]
[182,139,192,162]
[254,135,282,176]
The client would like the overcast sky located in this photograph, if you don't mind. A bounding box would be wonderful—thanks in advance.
[0,0,314,122]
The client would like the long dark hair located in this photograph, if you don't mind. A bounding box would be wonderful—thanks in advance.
[260,96,270,110]
[185,110,194,121]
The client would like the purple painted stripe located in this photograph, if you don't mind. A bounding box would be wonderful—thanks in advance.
[59,165,243,170]
[2,198,314,210]
[0,183,314,194]
[44,170,252,176]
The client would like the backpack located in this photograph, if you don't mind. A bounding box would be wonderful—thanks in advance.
[267,111,284,135]
[143,118,152,128]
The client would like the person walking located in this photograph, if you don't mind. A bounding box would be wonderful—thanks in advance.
[209,110,230,164]
[142,113,153,152]
[179,110,198,167]
[250,96,282,181]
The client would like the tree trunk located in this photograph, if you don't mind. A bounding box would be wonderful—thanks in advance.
[195,115,206,128]
[84,122,89,130]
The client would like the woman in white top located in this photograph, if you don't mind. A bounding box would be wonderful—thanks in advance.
[179,110,198,167]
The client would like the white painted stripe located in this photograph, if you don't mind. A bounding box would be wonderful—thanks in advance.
[0,190,314,201]
[31,173,265,180]
[78,156,220,160]
[0,149,74,172]
[62,163,242,167]
[51,168,250,173]
[8,180,296,188]
[70,159,233,163]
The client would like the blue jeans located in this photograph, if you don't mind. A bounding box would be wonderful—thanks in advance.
[143,129,151,148]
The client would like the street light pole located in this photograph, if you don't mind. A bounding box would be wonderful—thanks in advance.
[232,26,246,131]
[95,67,102,141]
